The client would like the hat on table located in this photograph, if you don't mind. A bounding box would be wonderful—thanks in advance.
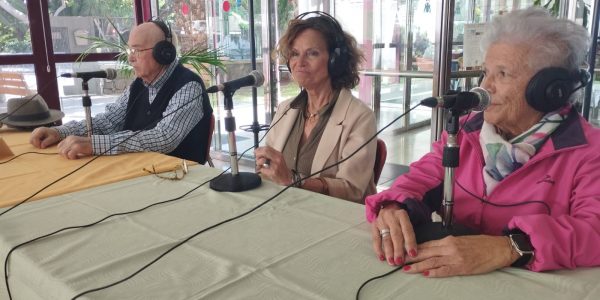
[0,94,64,129]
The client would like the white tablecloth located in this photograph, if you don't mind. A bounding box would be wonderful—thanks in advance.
[1,165,599,300]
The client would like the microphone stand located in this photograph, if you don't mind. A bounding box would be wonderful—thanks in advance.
[239,0,269,147]
[413,107,478,244]
[81,79,93,137]
[210,86,261,192]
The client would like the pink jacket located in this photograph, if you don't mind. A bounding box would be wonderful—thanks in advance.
[365,109,600,271]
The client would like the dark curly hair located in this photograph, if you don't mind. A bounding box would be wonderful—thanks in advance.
[275,13,364,90]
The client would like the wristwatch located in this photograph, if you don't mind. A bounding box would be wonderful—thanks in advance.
[508,232,534,267]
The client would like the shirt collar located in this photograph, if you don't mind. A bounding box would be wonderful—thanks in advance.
[144,59,178,89]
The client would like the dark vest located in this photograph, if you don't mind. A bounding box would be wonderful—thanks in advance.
[125,64,213,164]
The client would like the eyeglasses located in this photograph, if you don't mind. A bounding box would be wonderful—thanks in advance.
[126,47,153,57]
[143,160,188,180]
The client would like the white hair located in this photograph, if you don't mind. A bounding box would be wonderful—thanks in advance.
[480,7,589,73]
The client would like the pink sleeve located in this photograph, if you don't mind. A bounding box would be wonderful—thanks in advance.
[365,136,446,222]
[509,155,600,271]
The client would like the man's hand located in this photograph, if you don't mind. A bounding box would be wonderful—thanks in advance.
[57,136,93,159]
[30,127,61,149]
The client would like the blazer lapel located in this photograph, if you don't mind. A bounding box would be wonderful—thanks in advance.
[311,89,352,173]
[272,106,300,152]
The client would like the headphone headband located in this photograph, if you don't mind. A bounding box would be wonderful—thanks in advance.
[291,11,348,80]
[146,18,176,65]
[148,18,172,42]
[294,11,344,34]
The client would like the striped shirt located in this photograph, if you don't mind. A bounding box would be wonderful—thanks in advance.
[55,60,204,156]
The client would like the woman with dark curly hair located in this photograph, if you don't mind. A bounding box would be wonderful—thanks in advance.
[254,12,376,203]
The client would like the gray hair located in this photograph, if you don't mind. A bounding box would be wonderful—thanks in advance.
[480,7,589,73]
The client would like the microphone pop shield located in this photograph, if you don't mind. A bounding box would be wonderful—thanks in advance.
[469,87,490,111]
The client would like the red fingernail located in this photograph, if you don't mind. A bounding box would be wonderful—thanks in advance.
[378,255,385,261]
[409,249,417,257]
[403,265,411,271]
[423,270,430,276]
[387,257,394,265]
[395,257,403,265]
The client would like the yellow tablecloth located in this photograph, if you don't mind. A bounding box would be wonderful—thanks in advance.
[0,128,189,208]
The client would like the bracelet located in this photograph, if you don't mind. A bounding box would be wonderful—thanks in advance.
[291,169,303,187]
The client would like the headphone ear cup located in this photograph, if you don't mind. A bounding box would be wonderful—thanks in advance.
[328,44,348,79]
[328,47,340,77]
[578,69,591,86]
[153,40,176,65]
[525,67,574,113]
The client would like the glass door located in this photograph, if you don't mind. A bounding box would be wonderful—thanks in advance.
[0,0,137,123]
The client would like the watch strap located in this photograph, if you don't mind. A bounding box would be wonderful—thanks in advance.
[506,229,534,267]
[511,243,532,267]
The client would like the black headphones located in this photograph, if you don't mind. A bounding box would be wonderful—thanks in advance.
[288,11,349,79]
[149,19,176,65]
[525,67,589,113]
[478,67,590,113]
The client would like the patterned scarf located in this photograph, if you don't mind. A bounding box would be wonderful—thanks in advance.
[480,106,570,195]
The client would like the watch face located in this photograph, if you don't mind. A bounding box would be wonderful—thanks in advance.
[511,234,534,252]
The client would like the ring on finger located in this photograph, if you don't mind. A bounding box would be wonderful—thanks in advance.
[379,228,390,236]
[381,232,391,239]
[262,158,271,168]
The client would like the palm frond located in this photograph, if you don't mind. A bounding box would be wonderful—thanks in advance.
[75,17,225,79]
[178,47,226,76]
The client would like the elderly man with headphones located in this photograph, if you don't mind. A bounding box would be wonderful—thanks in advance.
[30,20,213,164]
[366,7,600,276]
[254,12,377,203]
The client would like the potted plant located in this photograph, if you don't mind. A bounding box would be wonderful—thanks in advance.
[76,18,225,80]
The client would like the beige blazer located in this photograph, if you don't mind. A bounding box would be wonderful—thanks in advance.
[266,88,377,203]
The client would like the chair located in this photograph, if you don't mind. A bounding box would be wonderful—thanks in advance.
[374,138,387,185]
[206,114,215,167]
[0,71,32,99]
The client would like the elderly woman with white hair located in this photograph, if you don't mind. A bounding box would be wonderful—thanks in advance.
[365,7,600,276]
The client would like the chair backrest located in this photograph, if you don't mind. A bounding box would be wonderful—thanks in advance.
[0,72,32,97]
[205,113,215,167]
[374,138,387,185]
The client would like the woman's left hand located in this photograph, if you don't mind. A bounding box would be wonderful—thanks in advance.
[403,235,516,277]
[254,146,293,185]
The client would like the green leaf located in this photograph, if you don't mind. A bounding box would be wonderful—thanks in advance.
[75,17,225,78]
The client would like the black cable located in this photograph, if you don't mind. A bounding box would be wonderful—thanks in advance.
[0,76,61,124]
[355,266,404,300]
[455,179,552,214]
[0,74,206,218]
[352,110,553,300]
[80,65,165,137]
[70,104,420,299]
[454,112,552,214]
[3,106,287,300]
[0,71,161,215]
[0,152,57,164]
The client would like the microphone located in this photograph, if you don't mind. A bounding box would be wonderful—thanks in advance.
[468,87,490,111]
[420,87,490,111]
[60,69,118,81]
[206,70,264,93]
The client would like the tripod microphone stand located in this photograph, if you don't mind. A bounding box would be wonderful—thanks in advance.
[413,107,478,244]
[210,86,261,192]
